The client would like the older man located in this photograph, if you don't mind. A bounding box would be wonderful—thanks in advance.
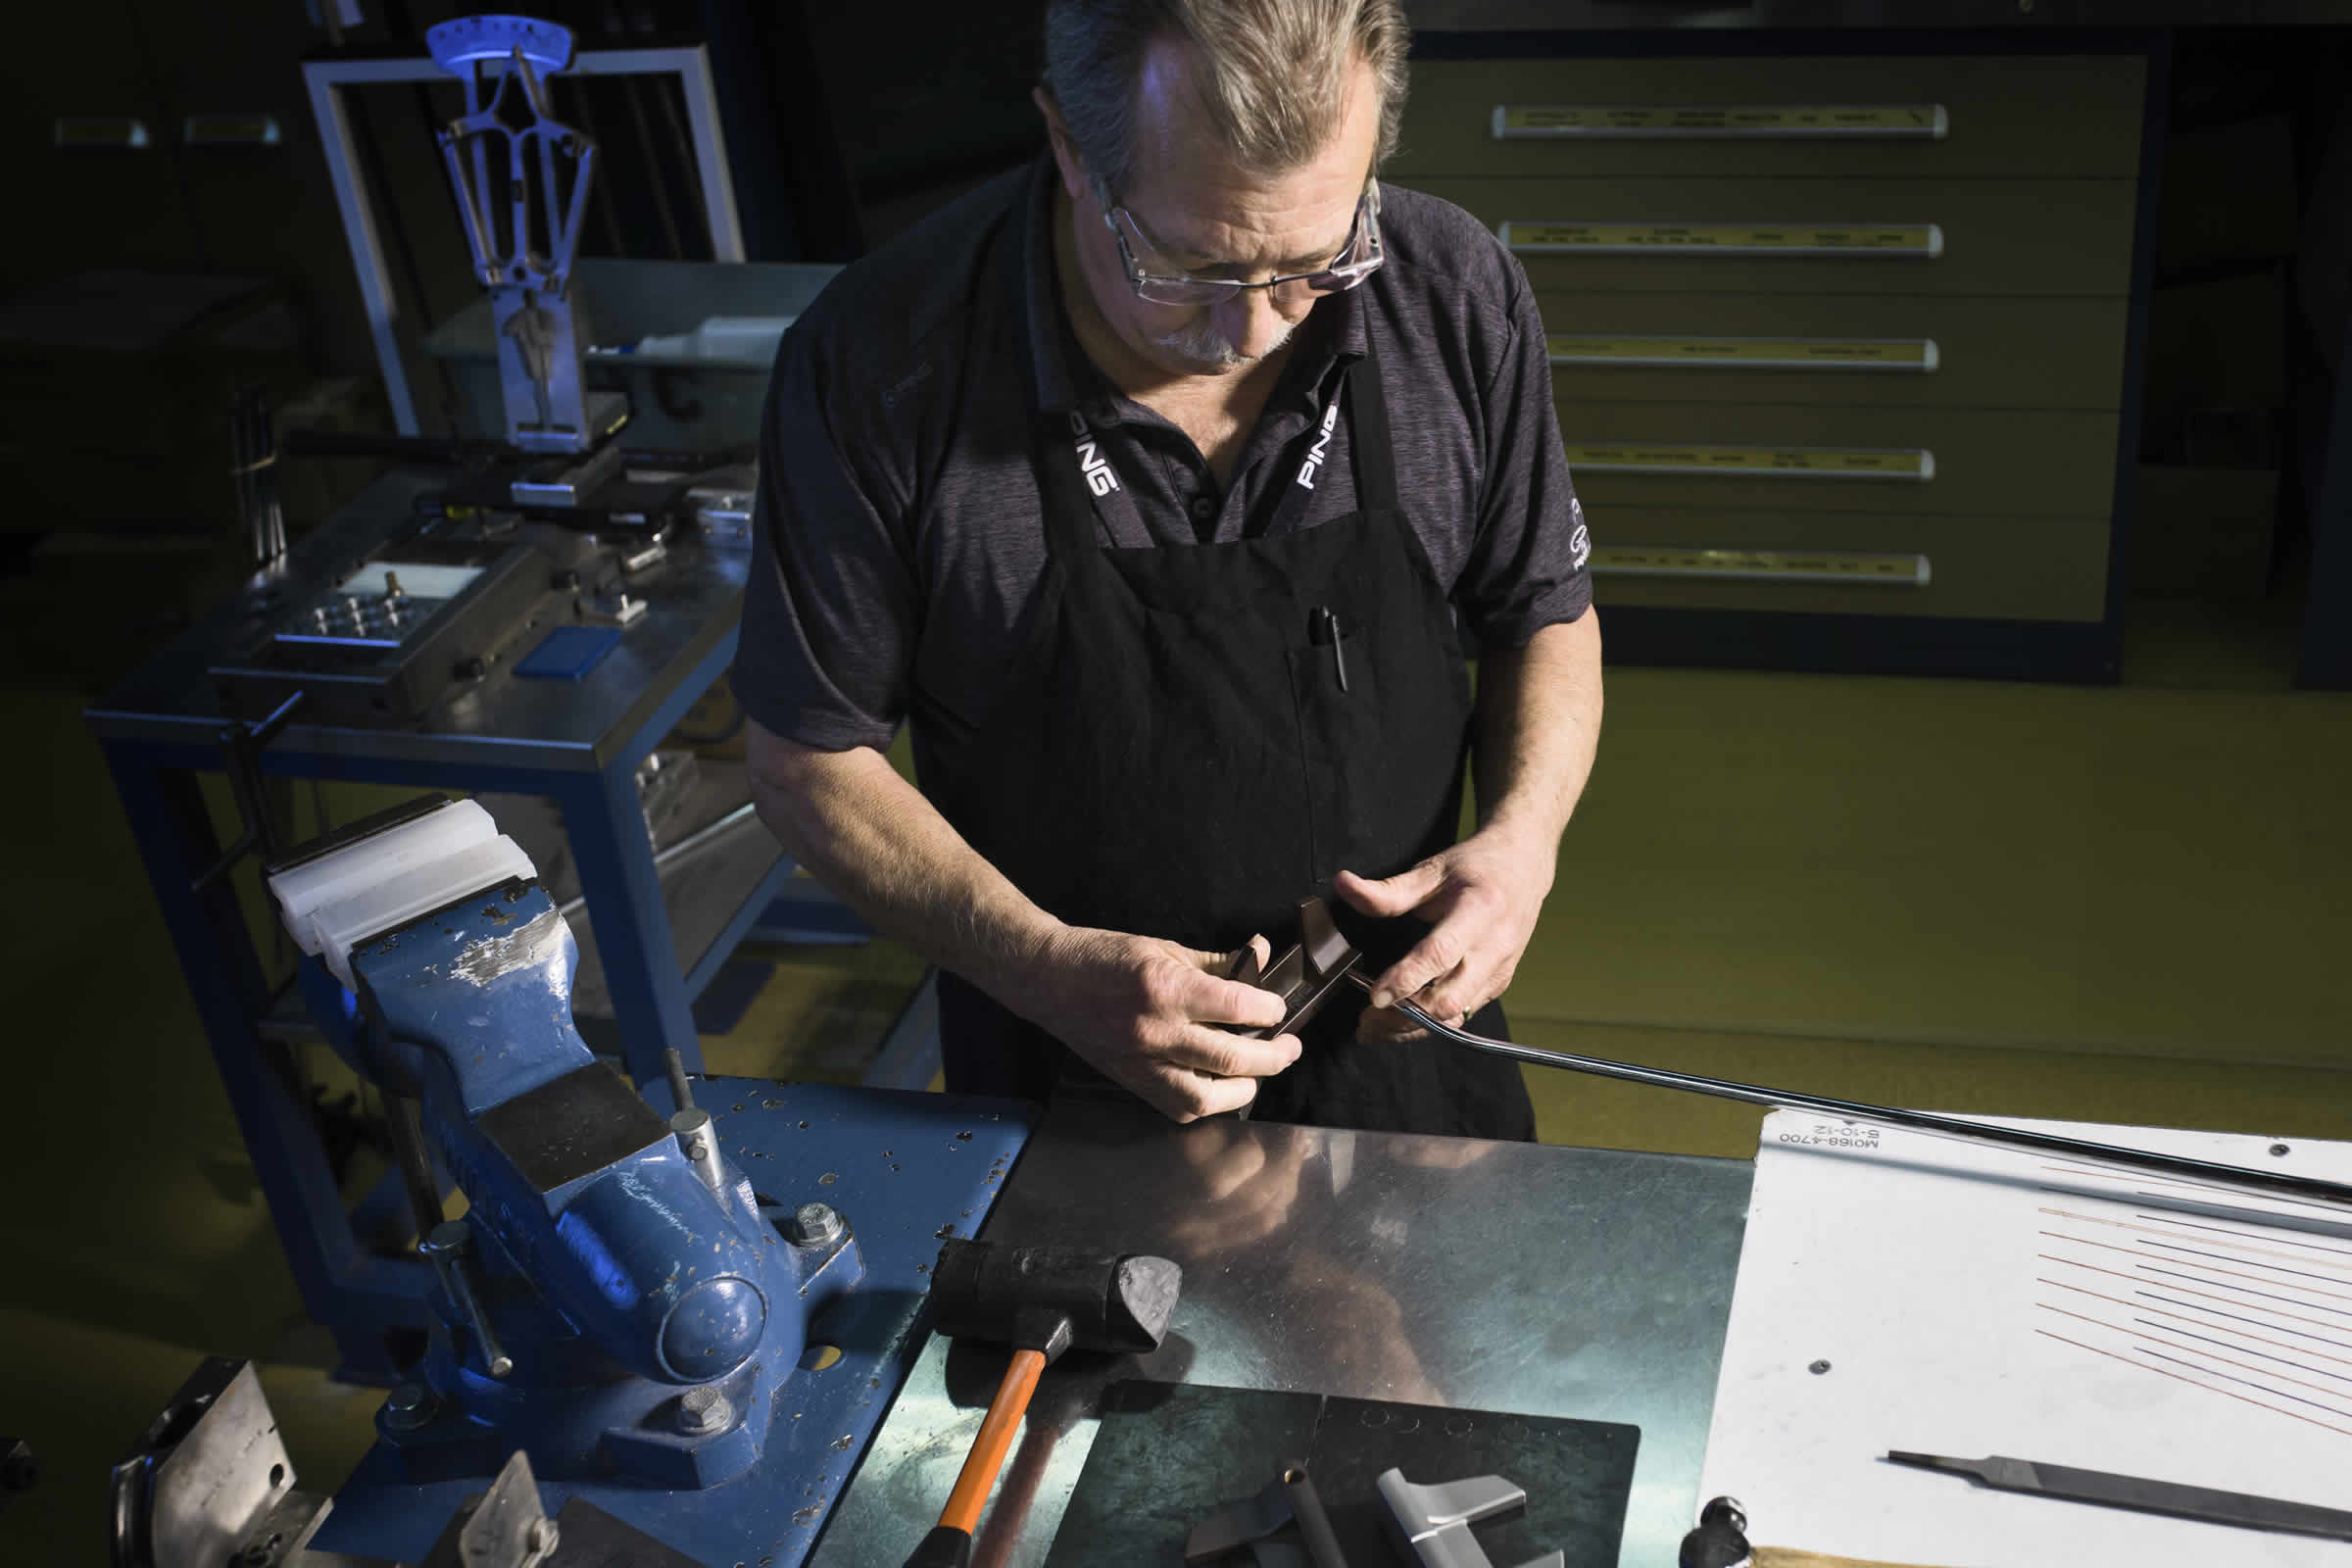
[739,0,1600,1138]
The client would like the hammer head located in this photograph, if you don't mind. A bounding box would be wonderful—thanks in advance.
[929,1239,1180,1360]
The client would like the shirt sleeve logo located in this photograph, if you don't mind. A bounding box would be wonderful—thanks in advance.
[1570,500,1592,570]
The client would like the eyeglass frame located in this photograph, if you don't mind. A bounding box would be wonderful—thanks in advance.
[1098,179,1384,308]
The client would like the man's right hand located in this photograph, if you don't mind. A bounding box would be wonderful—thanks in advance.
[1017,927,1300,1121]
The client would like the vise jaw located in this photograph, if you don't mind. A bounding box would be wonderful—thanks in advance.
[268,798,859,1488]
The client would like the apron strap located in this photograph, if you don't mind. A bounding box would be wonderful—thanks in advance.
[1032,321,1395,553]
[1344,332,1398,516]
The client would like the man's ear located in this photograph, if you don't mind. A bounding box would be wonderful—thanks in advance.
[1033,86,1090,203]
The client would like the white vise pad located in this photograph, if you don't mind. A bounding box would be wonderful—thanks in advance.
[269,799,536,990]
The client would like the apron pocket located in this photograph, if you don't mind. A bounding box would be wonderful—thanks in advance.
[1286,622,1383,888]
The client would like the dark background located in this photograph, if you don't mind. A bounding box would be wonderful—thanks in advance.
[1,2,2348,691]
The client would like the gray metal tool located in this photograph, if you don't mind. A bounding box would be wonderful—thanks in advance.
[1888,1449,2352,1544]
[1376,1467,1561,1568]
[1363,981,2352,1214]
[1186,1460,1348,1568]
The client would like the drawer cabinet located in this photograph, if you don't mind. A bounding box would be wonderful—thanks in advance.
[1396,46,2152,677]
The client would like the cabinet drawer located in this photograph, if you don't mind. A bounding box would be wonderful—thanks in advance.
[1588,507,2111,621]
[1391,55,2146,180]
[1537,293,2129,412]
[1558,403,2121,517]
[1403,175,2136,297]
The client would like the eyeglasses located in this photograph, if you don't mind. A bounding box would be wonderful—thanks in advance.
[1102,183,1383,308]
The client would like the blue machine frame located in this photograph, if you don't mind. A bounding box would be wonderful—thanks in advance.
[87,476,821,1383]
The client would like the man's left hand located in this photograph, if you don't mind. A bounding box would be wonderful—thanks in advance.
[1335,832,1553,1042]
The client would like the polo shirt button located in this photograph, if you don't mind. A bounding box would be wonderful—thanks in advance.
[1190,496,1216,521]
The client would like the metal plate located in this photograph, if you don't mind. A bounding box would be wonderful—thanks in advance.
[1041,1383,1639,1567]
[812,1101,1752,1568]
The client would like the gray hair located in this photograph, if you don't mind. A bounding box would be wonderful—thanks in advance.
[1041,0,1410,202]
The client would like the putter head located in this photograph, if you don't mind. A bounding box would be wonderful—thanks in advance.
[1228,897,1360,1042]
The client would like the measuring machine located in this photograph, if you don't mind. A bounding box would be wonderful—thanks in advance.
[209,12,759,727]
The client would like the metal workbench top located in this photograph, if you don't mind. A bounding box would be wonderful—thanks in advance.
[813,1098,1753,1568]
[83,467,749,774]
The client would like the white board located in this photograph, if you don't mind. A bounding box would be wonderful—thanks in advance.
[1699,1112,2352,1567]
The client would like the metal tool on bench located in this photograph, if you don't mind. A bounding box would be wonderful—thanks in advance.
[261,794,859,1487]
[907,1239,1182,1568]
[1187,1459,1349,1568]
[1887,1449,2352,1544]
[109,1360,698,1568]
[1378,1467,1561,1568]
[1362,982,2352,1212]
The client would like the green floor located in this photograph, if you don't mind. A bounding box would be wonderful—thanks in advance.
[3,554,2347,1562]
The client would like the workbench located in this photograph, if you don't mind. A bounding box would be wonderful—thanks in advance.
[84,468,795,1382]
[812,1097,1753,1568]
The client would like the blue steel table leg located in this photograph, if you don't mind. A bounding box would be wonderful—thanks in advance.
[553,756,702,1088]
[101,744,432,1382]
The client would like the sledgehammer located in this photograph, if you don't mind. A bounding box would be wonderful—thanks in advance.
[905,1238,1181,1568]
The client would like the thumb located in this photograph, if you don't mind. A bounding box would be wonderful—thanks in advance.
[1178,935,1287,1028]
[1185,933,1272,982]
[1336,859,1446,918]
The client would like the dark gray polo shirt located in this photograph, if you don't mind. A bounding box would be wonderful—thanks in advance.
[736,156,1591,759]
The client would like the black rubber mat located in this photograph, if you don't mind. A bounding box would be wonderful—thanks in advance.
[1041,1380,1638,1566]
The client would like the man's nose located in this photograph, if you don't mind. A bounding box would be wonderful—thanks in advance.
[1215,288,1299,362]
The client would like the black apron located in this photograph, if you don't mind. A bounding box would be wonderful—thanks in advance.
[921,339,1535,1141]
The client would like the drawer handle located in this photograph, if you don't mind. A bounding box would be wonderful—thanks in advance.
[1567,444,1936,481]
[1548,335,1939,373]
[1593,546,1933,586]
[1501,220,1944,259]
[1493,103,1949,140]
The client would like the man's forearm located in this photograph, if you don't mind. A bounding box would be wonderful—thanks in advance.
[1470,610,1603,858]
[744,721,1060,1000]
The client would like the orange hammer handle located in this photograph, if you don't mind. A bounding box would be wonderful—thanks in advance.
[939,1347,1048,1536]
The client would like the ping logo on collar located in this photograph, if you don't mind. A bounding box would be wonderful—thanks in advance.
[1296,397,1343,490]
[1067,412,1121,497]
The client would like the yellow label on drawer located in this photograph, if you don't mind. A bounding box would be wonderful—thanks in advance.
[1567,444,1935,479]
[1495,104,1948,138]
[1502,221,1943,258]
[182,114,283,147]
[1547,335,1938,371]
[53,117,151,149]
[1592,546,1932,585]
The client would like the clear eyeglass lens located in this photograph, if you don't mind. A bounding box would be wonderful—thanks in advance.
[1117,192,1381,308]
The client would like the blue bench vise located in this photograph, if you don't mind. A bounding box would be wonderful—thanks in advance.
[268,796,855,1489]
